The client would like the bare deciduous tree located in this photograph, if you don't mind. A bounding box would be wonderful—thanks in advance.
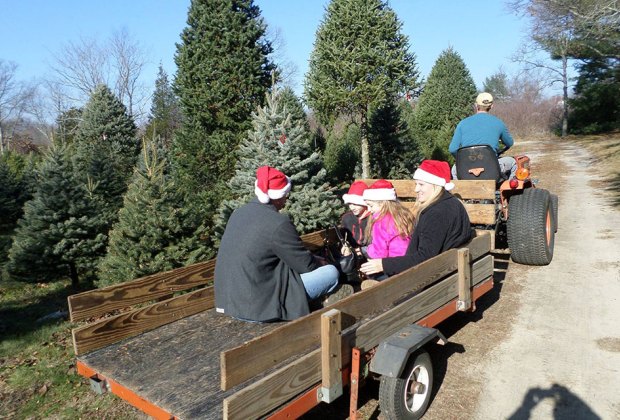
[0,60,36,153]
[48,28,149,121]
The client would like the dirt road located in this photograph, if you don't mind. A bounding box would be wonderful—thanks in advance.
[306,137,620,419]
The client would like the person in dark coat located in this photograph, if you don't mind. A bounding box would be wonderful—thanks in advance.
[215,166,341,322]
[360,160,472,278]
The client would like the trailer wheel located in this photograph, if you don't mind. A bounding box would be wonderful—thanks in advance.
[507,188,554,265]
[551,193,559,232]
[378,351,433,420]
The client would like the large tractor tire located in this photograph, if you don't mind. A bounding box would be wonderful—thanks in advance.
[379,351,433,420]
[507,188,555,265]
[551,193,559,232]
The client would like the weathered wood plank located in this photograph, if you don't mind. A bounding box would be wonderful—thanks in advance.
[72,286,214,355]
[360,179,496,200]
[220,233,491,390]
[223,256,493,419]
[321,309,342,392]
[68,261,215,322]
[400,202,496,225]
[457,248,472,311]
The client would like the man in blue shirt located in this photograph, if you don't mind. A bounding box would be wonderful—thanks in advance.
[449,92,517,179]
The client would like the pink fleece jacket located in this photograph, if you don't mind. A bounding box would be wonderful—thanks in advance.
[366,213,411,258]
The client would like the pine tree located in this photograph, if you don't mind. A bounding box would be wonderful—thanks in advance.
[413,47,477,161]
[54,107,82,145]
[7,145,107,287]
[304,0,420,178]
[214,86,341,241]
[74,84,138,223]
[144,65,181,147]
[172,0,275,239]
[97,140,209,287]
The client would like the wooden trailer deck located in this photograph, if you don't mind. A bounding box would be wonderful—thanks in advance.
[77,309,278,419]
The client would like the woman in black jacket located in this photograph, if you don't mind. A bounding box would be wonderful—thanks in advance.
[360,160,472,278]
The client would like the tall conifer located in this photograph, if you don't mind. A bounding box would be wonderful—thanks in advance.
[413,48,477,161]
[172,0,275,252]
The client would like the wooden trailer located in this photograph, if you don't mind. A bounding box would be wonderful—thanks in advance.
[68,180,497,419]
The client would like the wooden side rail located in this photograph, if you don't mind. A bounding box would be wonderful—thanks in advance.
[68,261,215,322]
[220,233,492,391]
[223,254,494,419]
[361,179,497,225]
[71,286,215,355]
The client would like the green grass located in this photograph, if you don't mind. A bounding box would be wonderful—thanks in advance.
[0,279,143,419]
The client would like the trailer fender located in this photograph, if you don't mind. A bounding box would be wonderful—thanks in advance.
[370,324,447,378]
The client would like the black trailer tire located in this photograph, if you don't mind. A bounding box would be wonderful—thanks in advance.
[551,193,559,232]
[378,351,433,420]
[507,188,555,265]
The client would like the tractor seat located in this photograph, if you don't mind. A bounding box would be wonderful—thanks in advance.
[455,145,504,184]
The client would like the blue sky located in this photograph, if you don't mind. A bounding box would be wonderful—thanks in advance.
[1,0,531,98]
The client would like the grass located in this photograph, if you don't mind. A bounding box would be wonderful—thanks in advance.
[1,132,619,419]
[0,279,143,419]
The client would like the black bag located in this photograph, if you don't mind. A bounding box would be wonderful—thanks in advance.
[333,226,359,276]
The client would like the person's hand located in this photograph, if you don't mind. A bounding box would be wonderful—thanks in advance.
[360,259,383,275]
[341,245,352,256]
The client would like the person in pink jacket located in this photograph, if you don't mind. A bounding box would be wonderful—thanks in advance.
[361,179,415,259]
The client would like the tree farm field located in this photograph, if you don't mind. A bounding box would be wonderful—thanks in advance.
[1,133,619,419]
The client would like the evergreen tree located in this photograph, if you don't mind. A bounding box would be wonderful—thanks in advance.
[144,65,181,147]
[172,0,275,242]
[214,86,341,240]
[368,100,419,178]
[413,47,477,161]
[97,140,208,287]
[7,145,107,287]
[0,152,37,272]
[304,0,419,178]
[483,70,511,101]
[323,123,360,183]
[74,84,138,223]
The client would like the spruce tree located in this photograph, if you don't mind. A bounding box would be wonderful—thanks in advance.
[74,84,138,224]
[97,140,208,287]
[7,145,107,287]
[304,0,419,178]
[172,0,275,245]
[413,47,477,161]
[214,86,341,240]
[144,65,181,147]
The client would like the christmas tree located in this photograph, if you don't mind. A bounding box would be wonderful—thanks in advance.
[214,86,341,241]
[97,140,208,287]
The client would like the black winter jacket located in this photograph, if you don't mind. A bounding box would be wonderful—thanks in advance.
[382,190,472,276]
[214,199,318,321]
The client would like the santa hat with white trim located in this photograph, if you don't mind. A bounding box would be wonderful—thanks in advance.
[413,160,455,191]
[254,166,291,204]
[343,181,369,206]
[363,179,397,201]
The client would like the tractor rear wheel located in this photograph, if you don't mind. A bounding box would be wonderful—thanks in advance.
[551,193,559,232]
[507,188,555,265]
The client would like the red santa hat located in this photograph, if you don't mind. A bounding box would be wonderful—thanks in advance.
[413,160,455,191]
[342,181,369,206]
[363,179,397,201]
[254,166,291,204]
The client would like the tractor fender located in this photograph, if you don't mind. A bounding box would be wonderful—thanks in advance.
[370,324,447,378]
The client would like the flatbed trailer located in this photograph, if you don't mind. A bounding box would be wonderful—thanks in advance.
[68,180,497,419]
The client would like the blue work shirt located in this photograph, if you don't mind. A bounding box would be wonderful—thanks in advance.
[449,113,514,157]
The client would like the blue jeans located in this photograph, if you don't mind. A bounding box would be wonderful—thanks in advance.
[301,264,339,300]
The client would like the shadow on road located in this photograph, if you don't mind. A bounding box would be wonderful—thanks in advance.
[507,383,601,420]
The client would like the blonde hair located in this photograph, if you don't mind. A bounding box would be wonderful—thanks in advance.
[412,184,444,220]
[364,200,415,242]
